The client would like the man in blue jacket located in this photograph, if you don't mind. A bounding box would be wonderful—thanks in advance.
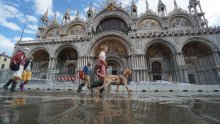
[77,62,91,93]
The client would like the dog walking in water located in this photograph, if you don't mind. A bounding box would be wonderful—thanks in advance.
[95,69,132,97]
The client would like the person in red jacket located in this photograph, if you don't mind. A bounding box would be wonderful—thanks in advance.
[3,47,29,92]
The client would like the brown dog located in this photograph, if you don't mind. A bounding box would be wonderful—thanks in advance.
[95,69,132,96]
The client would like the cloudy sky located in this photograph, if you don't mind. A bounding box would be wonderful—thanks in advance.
[0,0,220,56]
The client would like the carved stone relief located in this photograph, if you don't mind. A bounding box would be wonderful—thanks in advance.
[93,38,128,57]
[139,19,161,29]
[146,44,172,58]
[68,24,85,35]
[46,28,59,37]
[170,17,190,28]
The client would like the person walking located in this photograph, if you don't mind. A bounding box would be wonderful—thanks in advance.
[97,45,108,79]
[3,47,29,92]
[90,45,108,92]
[19,56,34,91]
[77,62,91,92]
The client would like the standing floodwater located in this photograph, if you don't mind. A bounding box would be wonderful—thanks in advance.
[0,91,220,124]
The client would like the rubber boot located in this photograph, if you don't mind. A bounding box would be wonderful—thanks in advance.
[90,80,100,92]
[10,82,17,92]
[3,79,14,91]
[92,80,104,87]
[77,83,85,93]
[19,82,24,91]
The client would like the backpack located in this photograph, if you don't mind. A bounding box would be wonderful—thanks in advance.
[79,70,84,80]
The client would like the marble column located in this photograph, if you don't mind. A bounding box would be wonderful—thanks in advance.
[174,53,189,83]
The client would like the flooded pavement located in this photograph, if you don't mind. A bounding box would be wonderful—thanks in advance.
[0,90,220,124]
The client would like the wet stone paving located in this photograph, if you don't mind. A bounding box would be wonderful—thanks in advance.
[0,90,220,124]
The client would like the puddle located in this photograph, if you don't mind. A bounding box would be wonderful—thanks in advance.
[0,91,219,124]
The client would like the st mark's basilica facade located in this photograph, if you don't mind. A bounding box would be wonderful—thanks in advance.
[14,0,220,84]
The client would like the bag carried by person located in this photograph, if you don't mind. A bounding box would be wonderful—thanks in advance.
[79,70,85,80]
[10,62,21,71]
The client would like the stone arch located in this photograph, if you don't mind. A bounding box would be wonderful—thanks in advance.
[144,38,177,54]
[145,39,177,81]
[106,57,123,67]
[92,11,132,33]
[65,22,86,35]
[29,46,51,58]
[106,57,124,75]
[44,25,62,38]
[54,44,79,58]
[168,13,196,28]
[137,15,165,29]
[88,31,135,55]
[91,37,130,57]
[29,47,50,79]
[179,36,220,53]
[54,44,79,76]
[181,37,220,85]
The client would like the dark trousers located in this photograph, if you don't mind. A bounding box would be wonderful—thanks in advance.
[3,79,17,91]
[77,83,85,91]
[90,79,104,92]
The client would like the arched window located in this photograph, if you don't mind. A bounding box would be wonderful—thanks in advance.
[96,18,130,34]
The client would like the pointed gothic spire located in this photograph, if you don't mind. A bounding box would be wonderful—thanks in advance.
[158,0,167,16]
[52,12,58,24]
[146,0,149,10]
[158,0,165,6]
[132,0,136,6]
[87,3,94,21]
[66,7,71,15]
[63,7,71,24]
[87,3,93,15]
[174,0,178,9]
[44,9,49,18]
[76,9,79,17]
[88,3,93,11]
[41,9,48,20]
[41,9,49,26]
[188,0,208,28]
[131,0,137,18]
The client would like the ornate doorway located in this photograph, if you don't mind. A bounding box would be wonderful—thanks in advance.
[106,58,122,75]
[182,41,215,84]
[146,42,174,81]
[152,61,162,81]
[56,46,78,76]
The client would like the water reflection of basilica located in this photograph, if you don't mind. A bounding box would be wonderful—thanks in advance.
[0,94,219,124]
[38,96,213,124]
[14,0,220,84]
